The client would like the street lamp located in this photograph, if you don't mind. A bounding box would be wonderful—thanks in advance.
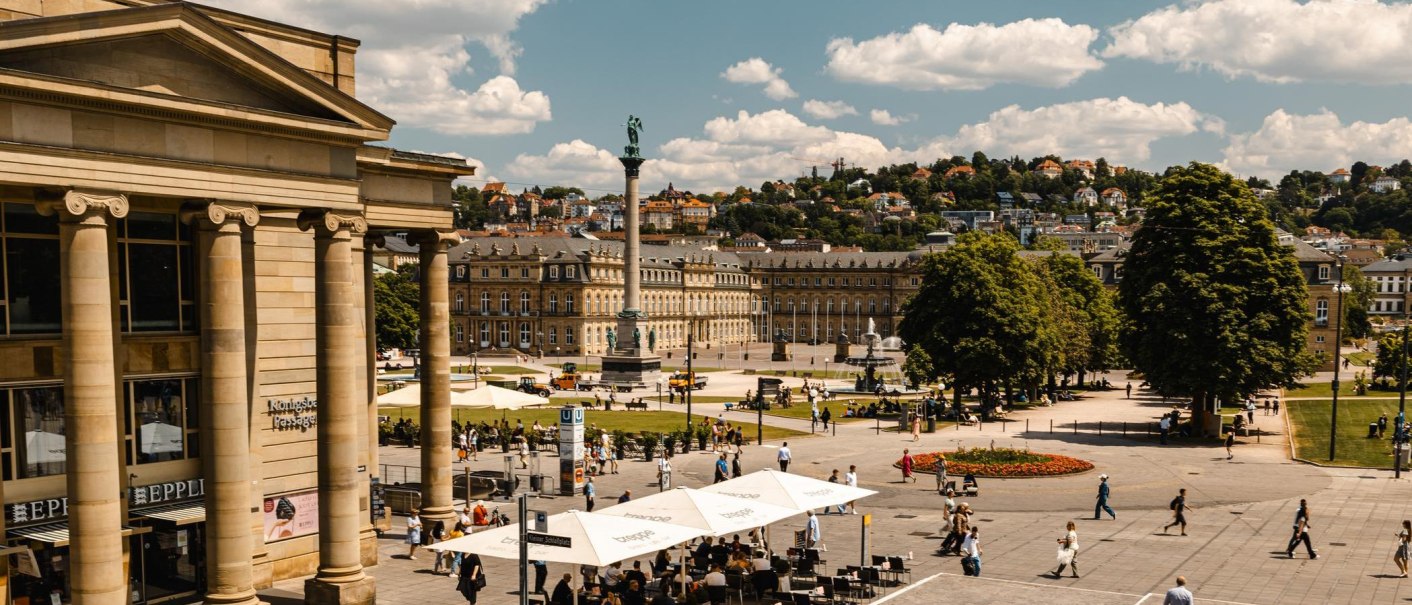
[657,377,665,411]
[1329,255,1348,461]
[1399,265,1410,478]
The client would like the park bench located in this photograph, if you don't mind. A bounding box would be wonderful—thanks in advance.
[624,400,649,411]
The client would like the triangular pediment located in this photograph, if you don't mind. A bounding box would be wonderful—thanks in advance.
[0,4,393,134]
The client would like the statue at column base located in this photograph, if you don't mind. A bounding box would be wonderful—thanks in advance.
[616,309,646,319]
[305,575,376,605]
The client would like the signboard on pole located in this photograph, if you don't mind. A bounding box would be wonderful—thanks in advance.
[527,532,573,548]
[558,406,586,495]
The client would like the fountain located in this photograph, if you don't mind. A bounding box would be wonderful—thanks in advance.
[833,319,921,395]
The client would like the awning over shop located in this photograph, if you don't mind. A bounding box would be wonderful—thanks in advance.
[9,524,145,547]
[133,502,206,526]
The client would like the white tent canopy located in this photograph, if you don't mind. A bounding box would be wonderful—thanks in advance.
[701,468,877,512]
[597,487,800,537]
[376,384,548,410]
[430,510,706,567]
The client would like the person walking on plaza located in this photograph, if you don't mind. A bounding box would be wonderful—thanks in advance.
[845,465,859,514]
[805,510,821,549]
[778,442,792,472]
[826,469,846,514]
[911,413,921,442]
[732,451,742,478]
[456,551,484,604]
[1246,399,1256,424]
[1285,499,1317,559]
[1094,474,1116,520]
[714,454,729,484]
[900,449,916,483]
[1126,382,1132,399]
[1158,415,1171,445]
[934,454,948,494]
[1164,489,1191,536]
[1052,520,1080,578]
[1396,520,1411,577]
[961,527,982,576]
[585,476,597,512]
[534,559,549,594]
[1163,577,1193,605]
[406,508,423,560]
[1225,430,1236,460]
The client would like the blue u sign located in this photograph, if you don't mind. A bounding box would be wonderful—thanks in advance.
[560,407,584,425]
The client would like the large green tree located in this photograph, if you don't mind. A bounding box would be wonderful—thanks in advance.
[1375,329,1412,387]
[1029,251,1121,382]
[1119,163,1316,430]
[1342,265,1374,339]
[899,232,1051,405]
[373,267,420,352]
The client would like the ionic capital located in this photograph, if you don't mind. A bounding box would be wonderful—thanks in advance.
[298,210,367,238]
[182,202,260,229]
[36,189,129,223]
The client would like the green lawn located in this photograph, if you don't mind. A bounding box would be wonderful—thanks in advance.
[1346,352,1375,367]
[1286,382,1402,399]
[747,399,883,423]
[644,395,742,404]
[1287,398,1405,467]
[378,407,806,441]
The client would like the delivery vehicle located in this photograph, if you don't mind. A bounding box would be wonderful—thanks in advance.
[668,371,708,391]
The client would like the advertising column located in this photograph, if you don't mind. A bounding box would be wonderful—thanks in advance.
[557,407,585,496]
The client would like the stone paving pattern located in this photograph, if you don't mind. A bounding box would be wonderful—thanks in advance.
[262,354,1412,604]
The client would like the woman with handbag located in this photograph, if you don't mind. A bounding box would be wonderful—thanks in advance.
[456,552,484,603]
[1052,521,1079,578]
[405,509,423,560]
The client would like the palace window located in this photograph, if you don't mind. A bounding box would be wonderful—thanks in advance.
[500,268,509,278]
[481,268,489,278]
[868,298,877,314]
[454,292,465,312]
[456,266,465,279]
[117,211,195,332]
[498,322,510,345]
[549,293,559,314]
[520,291,531,314]
[1316,300,1329,326]
[455,323,464,343]
[519,322,531,345]
[550,266,559,279]
[479,322,490,344]
[843,278,851,287]
[566,294,576,314]
[1,202,61,335]
[480,292,490,314]
[567,265,576,279]
[522,268,530,278]
[549,328,558,345]
[1318,265,1330,281]
[565,327,576,344]
[500,291,511,314]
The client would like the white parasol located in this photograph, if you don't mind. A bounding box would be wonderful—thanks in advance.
[701,468,877,512]
[429,509,706,566]
[597,486,799,537]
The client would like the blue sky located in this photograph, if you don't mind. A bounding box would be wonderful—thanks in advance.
[212,0,1412,194]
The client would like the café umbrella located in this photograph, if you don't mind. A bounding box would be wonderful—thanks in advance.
[452,385,549,411]
[138,421,184,454]
[597,486,799,537]
[430,509,706,566]
[701,468,877,512]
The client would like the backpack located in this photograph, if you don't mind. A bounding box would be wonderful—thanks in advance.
[1169,497,1179,511]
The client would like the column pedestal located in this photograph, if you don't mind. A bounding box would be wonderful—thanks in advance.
[601,156,660,385]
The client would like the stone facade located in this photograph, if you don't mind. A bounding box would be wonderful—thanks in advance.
[0,2,468,604]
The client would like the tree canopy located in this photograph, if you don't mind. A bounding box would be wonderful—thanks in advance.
[374,265,420,352]
[1118,163,1315,419]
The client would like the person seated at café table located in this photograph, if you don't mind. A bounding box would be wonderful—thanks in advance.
[620,580,646,605]
[727,534,745,553]
[652,549,672,577]
[727,551,752,572]
[551,573,574,605]
[624,561,649,590]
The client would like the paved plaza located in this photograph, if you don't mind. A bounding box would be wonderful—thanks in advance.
[265,358,1412,604]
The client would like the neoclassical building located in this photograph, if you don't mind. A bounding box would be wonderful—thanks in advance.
[448,237,924,358]
[0,2,467,605]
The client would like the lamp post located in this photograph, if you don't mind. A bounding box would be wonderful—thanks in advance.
[686,322,694,432]
[657,377,665,411]
[1329,256,1347,461]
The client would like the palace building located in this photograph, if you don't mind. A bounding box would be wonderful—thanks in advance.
[448,237,925,357]
[0,2,468,605]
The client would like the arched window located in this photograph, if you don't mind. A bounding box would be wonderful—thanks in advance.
[499,291,510,314]
[454,292,464,312]
[549,327,558,345]
[827,298,835,314]
[455,323,464,343]
[869,298,877,314]
[519,322,531,345]
[565,327,576,344]
[479,322,489,344]
[498,321,509,345]
[480,292,490,314]
[549,293,559,314]
[566,293,576,314]
[520,291,531,314]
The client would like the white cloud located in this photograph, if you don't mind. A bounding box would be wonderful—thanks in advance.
[870,109,913,126]
[916,97,1217,162]
[802,100,858,120]
[1222,109,1412,178]
[703,110,833,147]
[504,140,625,190]
[1105,0,1412,84]
[721,58,798,100]
[200,0,552,134]
[825,18,1103,90]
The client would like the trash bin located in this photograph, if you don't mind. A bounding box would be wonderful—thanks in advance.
[529,474,543,492]
[1369,422,1380,438]
[926,418,937,433]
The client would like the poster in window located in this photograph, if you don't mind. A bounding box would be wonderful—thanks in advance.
[263,490,319,542]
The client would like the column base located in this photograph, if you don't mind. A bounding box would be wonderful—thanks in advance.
[304,576,375,605]
[204,588,263,605]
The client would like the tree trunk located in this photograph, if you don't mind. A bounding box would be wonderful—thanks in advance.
[1077,369,1087,387]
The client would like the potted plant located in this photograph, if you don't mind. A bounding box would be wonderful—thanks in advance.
[678,430,691,453]
[640,432,659,461]
[695,425,709,450]
[662,432,677,455]
[612,430,628,460]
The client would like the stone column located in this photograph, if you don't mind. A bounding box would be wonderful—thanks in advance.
[302,211,375,605]
[190,203,261,605]
[415,230,460,521]
[620,157,645,319]
[364,235,381,502]
[42,190,127,605]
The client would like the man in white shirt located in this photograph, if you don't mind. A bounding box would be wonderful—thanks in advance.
[1163,576,1194,605]
[805,510,820,548]
[657,455,672,488]
[704,565,727,587]
[844,465,859,514]
[778,442,792,472]
[961,527,982,576]
[751,552,771,572]
[602,561,624,590]
[458,506,472,528]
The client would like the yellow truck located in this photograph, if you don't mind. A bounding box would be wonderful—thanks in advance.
[668,371,708,391]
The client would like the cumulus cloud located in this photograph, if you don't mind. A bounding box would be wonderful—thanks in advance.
[1222,109,1412,178]
[1105,0,1412,84]
[870,109,913,126]
[825,18,1104,90]
[200,0,552,134]
[916,97,1218,162]
[703,110,833,147]
[802,100,858,120]
[504,140,625,190]
[721,58,798,100]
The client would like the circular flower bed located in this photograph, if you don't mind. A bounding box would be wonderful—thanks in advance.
[897,448,1094,478]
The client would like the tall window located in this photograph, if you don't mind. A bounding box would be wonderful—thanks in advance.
[549,328,558,345]
[550,266,559,279]
[498,322,509,345]
[869,298,877,314]
[827,298,834,314]
[500,291,510,314]
[566,294,575,314]
[520,291,531,314]
[125,378,199,465]
[480,292,490,314]
[566,265,576,279]
[455,323,464,343]
[479,322,490,344]
[8,386,65,479]
[519,322,531,345]
[1318,265,1330,281]
[565,327,575,344]
[117,211,194,332]
[549,293,559,314]
[1,202,61,335]
[454,292,464,312]
[1316,299,1329,325]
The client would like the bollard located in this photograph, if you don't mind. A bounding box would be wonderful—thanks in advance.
[1050,419,1053,434]
[1002,420,1006,433]
[1123,421,1127,436]
[1026,418,1029,433]
[1098,421,1102,436]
